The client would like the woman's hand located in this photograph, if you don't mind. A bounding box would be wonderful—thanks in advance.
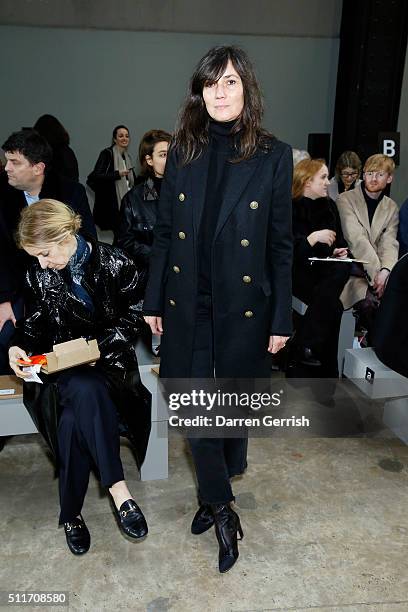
[8,346,32,379]
[332,247,348,259]
[307,229,336,247]
[144,316,163,336]
[268,335,289,354]
[119,169,130,177]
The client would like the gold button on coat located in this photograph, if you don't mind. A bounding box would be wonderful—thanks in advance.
[169,299,176,306]
[249,201,258,210]
[243,275,252,283]
[241,239,249,247]
[173,266,180,273]
[178,193,185,202]
[178,231,186,239]
[244,310,253,318]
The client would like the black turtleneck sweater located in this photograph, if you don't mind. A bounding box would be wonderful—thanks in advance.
[198,120,236,295]
[362,185,385,225]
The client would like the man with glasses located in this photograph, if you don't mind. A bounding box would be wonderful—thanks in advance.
[336,154,399,343]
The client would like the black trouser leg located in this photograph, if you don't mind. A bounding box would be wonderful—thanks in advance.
[294,262,350,354]
[57,368,125,524]
[188,294,248,505]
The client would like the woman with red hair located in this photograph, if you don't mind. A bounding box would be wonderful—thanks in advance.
[291,158,351,374]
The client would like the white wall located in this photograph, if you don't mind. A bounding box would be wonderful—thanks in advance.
[0,26,339,182]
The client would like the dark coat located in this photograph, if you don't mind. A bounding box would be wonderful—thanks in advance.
[0,170,96,304]
[373,253,408,378]
[114,177,159,294]
[88,147,136,231]
[51,144,79,182]
[18,238,151,468]
[143,139,293,378]
[292,196,349,297]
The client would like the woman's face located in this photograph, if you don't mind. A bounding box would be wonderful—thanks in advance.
[305,164,330,199]
[146,141,169,178]
[114,128,130,149]
[24,235,77,270]
[340,166,359,189]
[202,59,244,122]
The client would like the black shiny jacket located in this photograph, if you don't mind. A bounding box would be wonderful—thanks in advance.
[20,237,144,371]
[18,237,151,469]
[114,178,159,268]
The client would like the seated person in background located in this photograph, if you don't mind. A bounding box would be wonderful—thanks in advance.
[0,129,95,375]
[292,158,351,373]
[33,114,79,182]
[373,253,408,378]
[114,129,172,354]
[9,200,150,556]
[337,154,399,343]
[397,197,408,257]
[292,148,310,167]
[327,150,362,202]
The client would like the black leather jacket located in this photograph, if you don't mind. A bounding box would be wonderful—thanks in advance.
[114,177,159,268]
[20,237,144,371]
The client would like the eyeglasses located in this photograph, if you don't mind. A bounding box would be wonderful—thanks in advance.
[341,171,358,178]
[364,171,387,179]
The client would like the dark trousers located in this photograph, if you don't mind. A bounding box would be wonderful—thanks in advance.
[57,368,124,523]
[293,261,350,356]
[188,294,248,505]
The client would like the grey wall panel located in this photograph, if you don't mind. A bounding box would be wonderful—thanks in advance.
[0,0,341,37]
[0,26,339,182]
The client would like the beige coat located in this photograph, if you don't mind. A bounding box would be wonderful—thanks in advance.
[337,184,399,309]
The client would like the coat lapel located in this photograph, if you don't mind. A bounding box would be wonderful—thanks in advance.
[370,199,388,243]
[352,185,371,233]
[214,154,263,239]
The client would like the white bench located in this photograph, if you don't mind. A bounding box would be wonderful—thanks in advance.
[0,368,168,482]
[343,348,408,443]
[292,296,355,375]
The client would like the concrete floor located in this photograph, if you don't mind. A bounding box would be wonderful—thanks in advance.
[1,400,408,611]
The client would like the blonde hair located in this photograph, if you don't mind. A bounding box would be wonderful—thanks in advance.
[292,148,311,168]
[292,158,326,200]
[364,154,395,175]
[17,199,82,248]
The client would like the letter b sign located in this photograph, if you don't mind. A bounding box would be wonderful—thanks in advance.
[379,132,400,165]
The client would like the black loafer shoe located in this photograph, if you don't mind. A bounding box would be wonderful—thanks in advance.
[299,347,322,367]
[64,516,90,555]
[191,504,215,535]
[113,499,148,539]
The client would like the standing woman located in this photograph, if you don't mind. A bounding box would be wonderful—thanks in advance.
[144,46,293,572]
[88,125,135,231]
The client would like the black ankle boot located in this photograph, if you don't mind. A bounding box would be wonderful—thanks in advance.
[211,503,243,573]
[191,504,215,535]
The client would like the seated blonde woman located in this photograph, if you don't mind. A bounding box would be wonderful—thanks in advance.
[9,199,150,555]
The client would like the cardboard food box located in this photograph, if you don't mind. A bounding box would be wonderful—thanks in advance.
[42,338,100,374]
[0,374,23,399]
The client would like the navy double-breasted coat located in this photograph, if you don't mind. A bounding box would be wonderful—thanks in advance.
[143,137,293,378]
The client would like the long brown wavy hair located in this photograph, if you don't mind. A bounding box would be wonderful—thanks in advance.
[174,45,273,165]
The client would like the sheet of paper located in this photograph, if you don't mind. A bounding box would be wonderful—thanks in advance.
[308,257,369,264]
[22,364,43,384]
